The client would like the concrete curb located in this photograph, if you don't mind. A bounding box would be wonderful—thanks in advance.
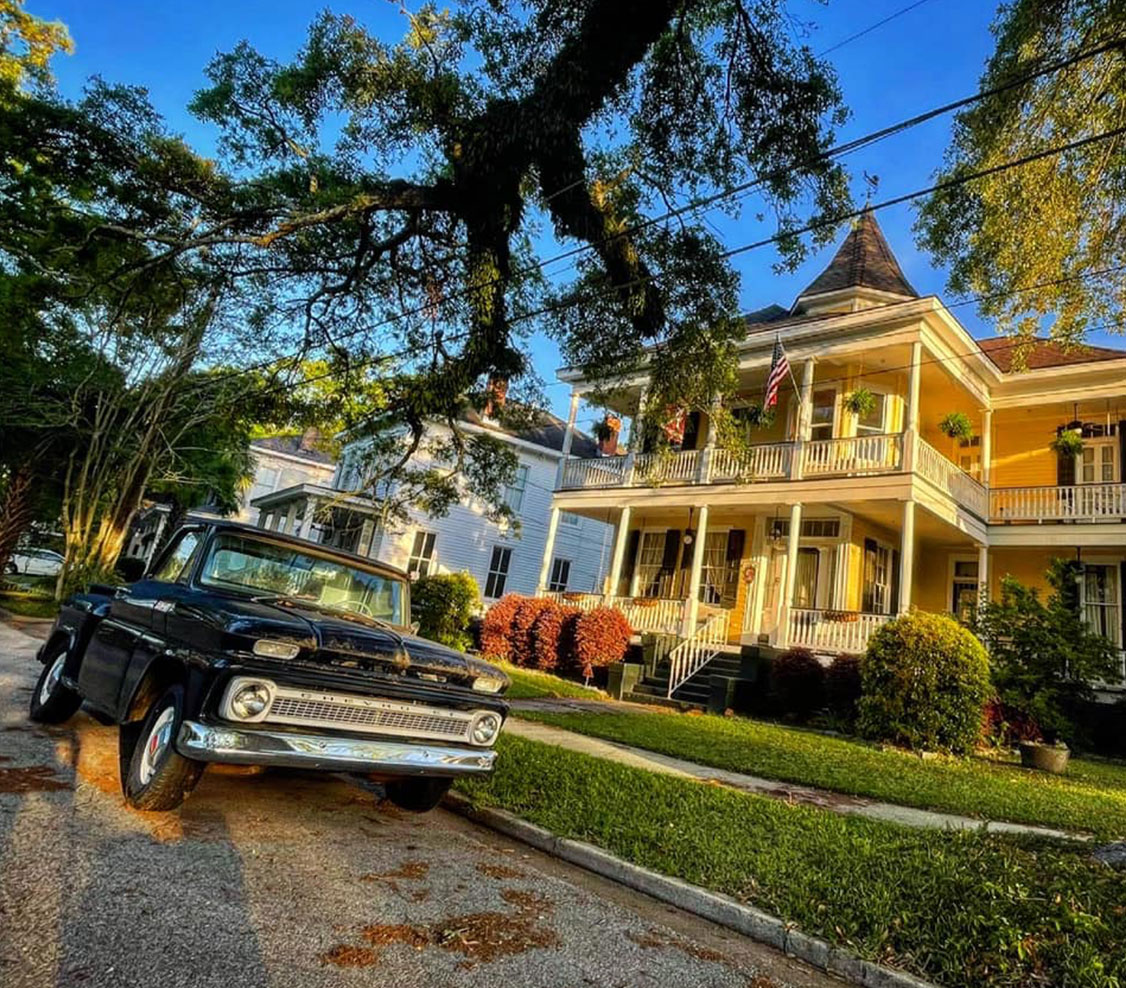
[445,791,940,988]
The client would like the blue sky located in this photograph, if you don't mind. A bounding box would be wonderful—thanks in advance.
[35,0,1081,426]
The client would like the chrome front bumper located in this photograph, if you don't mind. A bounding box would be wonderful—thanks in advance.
[176,721,498,776]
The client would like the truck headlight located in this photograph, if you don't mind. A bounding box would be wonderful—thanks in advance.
[222,677,276,722]
[472,675,506,694]
[253,639,300,660]
[470,711,502,746]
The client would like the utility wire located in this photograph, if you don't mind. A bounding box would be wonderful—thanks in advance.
[818,0,937,57]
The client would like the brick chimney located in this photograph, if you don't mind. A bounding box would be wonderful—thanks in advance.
[597,415,621,456]
[484,374,509,418]
[298,427,321,451]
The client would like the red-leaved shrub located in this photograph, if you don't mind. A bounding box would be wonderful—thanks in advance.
[825,653,863,721]
[574,606,632,678]
[480,594,525,660]
[509,597,554,667]
[531,604,580,671]
[772,647,826,719]
[982,696,1043,747]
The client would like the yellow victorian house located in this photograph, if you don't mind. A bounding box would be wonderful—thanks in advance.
[536,211,1126,704]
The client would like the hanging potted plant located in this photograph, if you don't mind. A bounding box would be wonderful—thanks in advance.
[938,412,974,441]
[1049,429,1084,458]
[843,387,877,418]
[742,404,776,429]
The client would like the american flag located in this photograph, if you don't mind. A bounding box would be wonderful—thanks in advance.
[764,337,790,409]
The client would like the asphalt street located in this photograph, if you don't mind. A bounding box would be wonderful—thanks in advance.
[0,618,841,988]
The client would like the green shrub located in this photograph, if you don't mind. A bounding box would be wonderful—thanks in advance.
[480,593,525,660]
[410,571,480,651]
[825,653,863,722]
[772,647,825,719]
[975,560,1121,744]
[858,611,991,754]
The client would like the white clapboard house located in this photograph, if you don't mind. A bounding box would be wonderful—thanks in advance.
[250,398,614,601]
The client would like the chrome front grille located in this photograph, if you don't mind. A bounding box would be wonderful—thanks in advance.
[264,687,476,743]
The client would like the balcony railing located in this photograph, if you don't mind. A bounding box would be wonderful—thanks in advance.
[710,443,791,482]
[633,449,701,485]
[990,483,1126,523]
[561,456,627,489]
[801,433,903,477]
[916,438,989,518]
[788,608,892,654]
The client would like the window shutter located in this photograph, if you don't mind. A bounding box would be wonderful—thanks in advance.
[682,411,701,450]
[661,529,681,579]
[723,529,746,608]
[725,529,746,563]
[619,530,640,596]
[862,538,877,613]
[1056,426,1076,486]
[891,548,901,614]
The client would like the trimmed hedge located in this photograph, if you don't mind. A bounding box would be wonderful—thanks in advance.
[481,595,631,679]
[410,570,480,651]
[858,611,991,755]
[825,653,863,722]
[771,647,825,719]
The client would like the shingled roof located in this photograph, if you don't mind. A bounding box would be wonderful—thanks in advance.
[462,405,600,458]
[977,336,1126,373]
[796,209,917,303]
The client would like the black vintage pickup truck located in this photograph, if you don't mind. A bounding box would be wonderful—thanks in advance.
[29,521,509,812]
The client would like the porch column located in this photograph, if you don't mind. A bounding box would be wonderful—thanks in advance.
[790,359,815,480]
[684,504,709,635]
[607,505,632,597]
[777,502,803,647]
[977,543,989,609]
[283,500,299,534]
[145,511,168,568]
[981,408,993,487]
[537,506,562,592]
[903,340,922,472]
[298,497,317,539]
[556,390,581,488]
[899,499,915,614]
[258,510,270,530]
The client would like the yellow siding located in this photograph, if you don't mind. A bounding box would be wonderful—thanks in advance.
[990,409,1062,488]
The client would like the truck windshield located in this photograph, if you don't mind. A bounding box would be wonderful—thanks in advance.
[199,533,406,626]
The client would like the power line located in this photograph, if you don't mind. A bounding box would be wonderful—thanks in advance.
[818,0,937,57]
[169,33,1126,407]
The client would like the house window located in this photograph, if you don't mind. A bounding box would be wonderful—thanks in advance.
[1079,441,1116,484]
[249,465,279,503]
[699,532,729,605]
[1082,565,1120,647]
[770,518,840,539]
[792,547,820,609]
[637,531,671,597]
[407,531,437,577]
[548,557,571,592]
[855,392,887,436]
[951,559,980,624]
[505,465,530,512]
[862,539,892,614]
[809,389,836,441]
[560,511,580,526]
[485,546,513,598]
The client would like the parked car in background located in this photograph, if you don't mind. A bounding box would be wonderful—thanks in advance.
[29,521,509,812]
[5,547,64,576]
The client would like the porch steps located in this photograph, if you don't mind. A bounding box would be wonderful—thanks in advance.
[625,651,750,709]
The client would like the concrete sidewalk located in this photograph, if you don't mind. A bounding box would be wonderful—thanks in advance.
[504,717,1089,842]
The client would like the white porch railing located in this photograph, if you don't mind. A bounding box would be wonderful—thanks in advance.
[802,433,903,476]
[632,449,701,485]
[916,438,989,518]
[560,456,627,489]
[538,591,687,636]
[788,608,892,654]
[667,611,730,697]
[990,483,1126,522]
[710,443,792,483]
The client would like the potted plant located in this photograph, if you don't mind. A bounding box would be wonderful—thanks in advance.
[844,387,877,418]
[1018,739,1071,774]
[592,415,621,443]
[1050,429,1084,457]
[742,404,776,429]
[938,412,974,441]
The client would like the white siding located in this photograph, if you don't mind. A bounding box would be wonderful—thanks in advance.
[237,449,336,525]
[337,432,611,600]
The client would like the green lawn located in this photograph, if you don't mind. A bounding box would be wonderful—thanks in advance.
[0,592,59,619]
[495,661,607,701]
[458,734,1126,988]
[518,707,1126,840]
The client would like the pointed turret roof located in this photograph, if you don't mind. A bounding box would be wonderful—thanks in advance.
[796,208,917,303]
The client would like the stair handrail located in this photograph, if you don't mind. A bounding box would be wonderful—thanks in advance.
[666,611,730,698]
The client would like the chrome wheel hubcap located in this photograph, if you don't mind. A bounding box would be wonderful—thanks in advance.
[138,706,176,786]
[39,653,65,707]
